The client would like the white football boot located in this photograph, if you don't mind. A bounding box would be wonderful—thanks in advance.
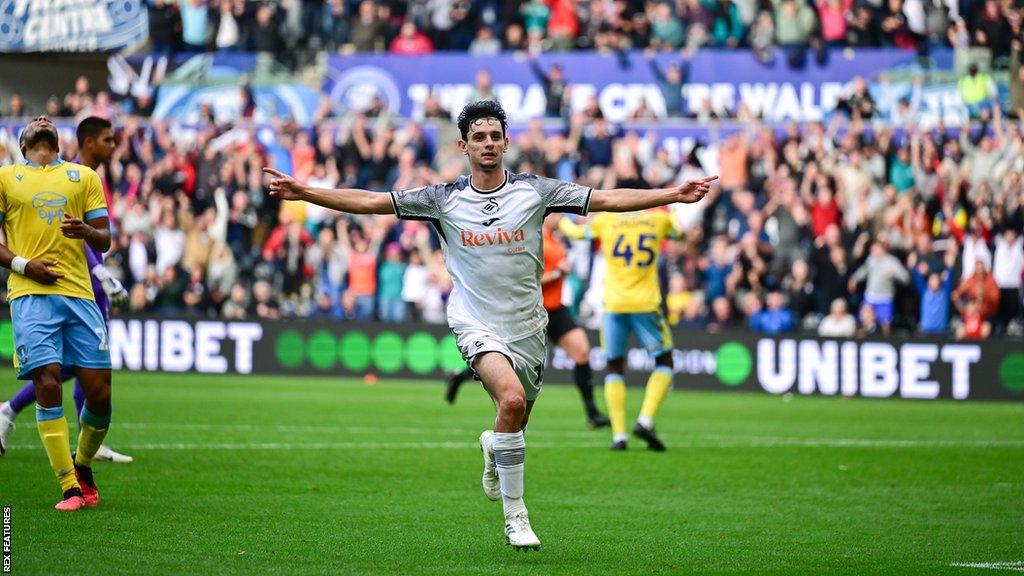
[504,510,541,551]
[94,444,134,463]
[479,430,501,501]
[0,403,13,456]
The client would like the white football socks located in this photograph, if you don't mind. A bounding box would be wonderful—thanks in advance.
[491,430,526,516]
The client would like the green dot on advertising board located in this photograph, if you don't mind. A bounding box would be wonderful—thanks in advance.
[339,332,371,372]
[0,320,12,359]
[439,335,466,372]
[999,352,1024,392]
[276,330,305,369]
[306,330,337,370]
[715,341,752,386]
[406,332,438,375]
[373,332,404,374]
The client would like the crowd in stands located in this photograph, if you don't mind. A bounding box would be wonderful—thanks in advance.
[2,70,1022,340]
[144,0,1022,67]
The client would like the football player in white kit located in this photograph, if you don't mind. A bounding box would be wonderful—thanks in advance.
[263,101,716,550]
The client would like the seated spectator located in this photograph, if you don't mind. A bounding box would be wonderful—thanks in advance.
[706,296,738,333]
[856,303,880,339]
[390,21,434,55]
[818,298,857,338]
[956,298,991,340]
[748,292,796,334]
[665,273,693,325]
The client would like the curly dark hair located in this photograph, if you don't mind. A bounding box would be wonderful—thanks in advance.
[457,100,508,141]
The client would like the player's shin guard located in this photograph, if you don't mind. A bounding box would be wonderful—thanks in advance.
[36,406,79,493]
[491,431,526,516]
[638,367,673,427]
[604,374,628,441]
[74,407,110,468]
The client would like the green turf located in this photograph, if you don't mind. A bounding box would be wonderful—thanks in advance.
[1,369,1022,575]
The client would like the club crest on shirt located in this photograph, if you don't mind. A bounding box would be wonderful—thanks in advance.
[15,174,23,181]
[66,170,80,182]
[31,191,68,225]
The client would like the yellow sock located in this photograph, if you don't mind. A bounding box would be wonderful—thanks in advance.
[639,367,674,423]
[604,375,628,437]
[74,407,111,468]
[36,407,79,494]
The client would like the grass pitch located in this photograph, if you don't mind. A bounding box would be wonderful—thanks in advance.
[1,369,1022,575]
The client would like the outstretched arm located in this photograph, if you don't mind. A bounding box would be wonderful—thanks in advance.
[263,167,395,215]
[589,175,717,212]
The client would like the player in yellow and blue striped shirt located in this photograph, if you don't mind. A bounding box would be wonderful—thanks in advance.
[0,116,113,511]
[561,209,680,451]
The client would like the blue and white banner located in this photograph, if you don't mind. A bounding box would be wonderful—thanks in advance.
[121,54,322,126]
[325,49,974,126]
[0,0,147,52]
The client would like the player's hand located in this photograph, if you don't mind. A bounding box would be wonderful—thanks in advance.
[25,259,63,285]
[263,167,307,201]
[102,276,129,307]
[675,175,718,203]
[60,214,91,239]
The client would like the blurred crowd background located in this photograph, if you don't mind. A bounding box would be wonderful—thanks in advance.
[0,0,1021,341]
[134,0,1024,68]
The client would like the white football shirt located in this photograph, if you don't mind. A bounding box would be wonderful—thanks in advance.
[390,170,591,341]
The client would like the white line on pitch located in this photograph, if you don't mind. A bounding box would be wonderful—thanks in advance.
[106,423,1024,447]
[950,561,1024,572]
[7,437,1024,451]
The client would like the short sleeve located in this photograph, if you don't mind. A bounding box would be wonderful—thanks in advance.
[659,212,679,240]
[535,177,591,216]
[590,214,607,241]
[83,169,108,221]
[390,183,445,221]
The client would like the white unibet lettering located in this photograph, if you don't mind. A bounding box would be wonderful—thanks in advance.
[160,321,194,372]
[798,340,839,396]
[195,322,228,374]
[107,319,142,371]
[860,342,898,398]
[758,339,796,394]
[900,344,939,399]
[840,341,858,396]
[227,323,262,374]
[144,320,160,371]
[941,345,981,400]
